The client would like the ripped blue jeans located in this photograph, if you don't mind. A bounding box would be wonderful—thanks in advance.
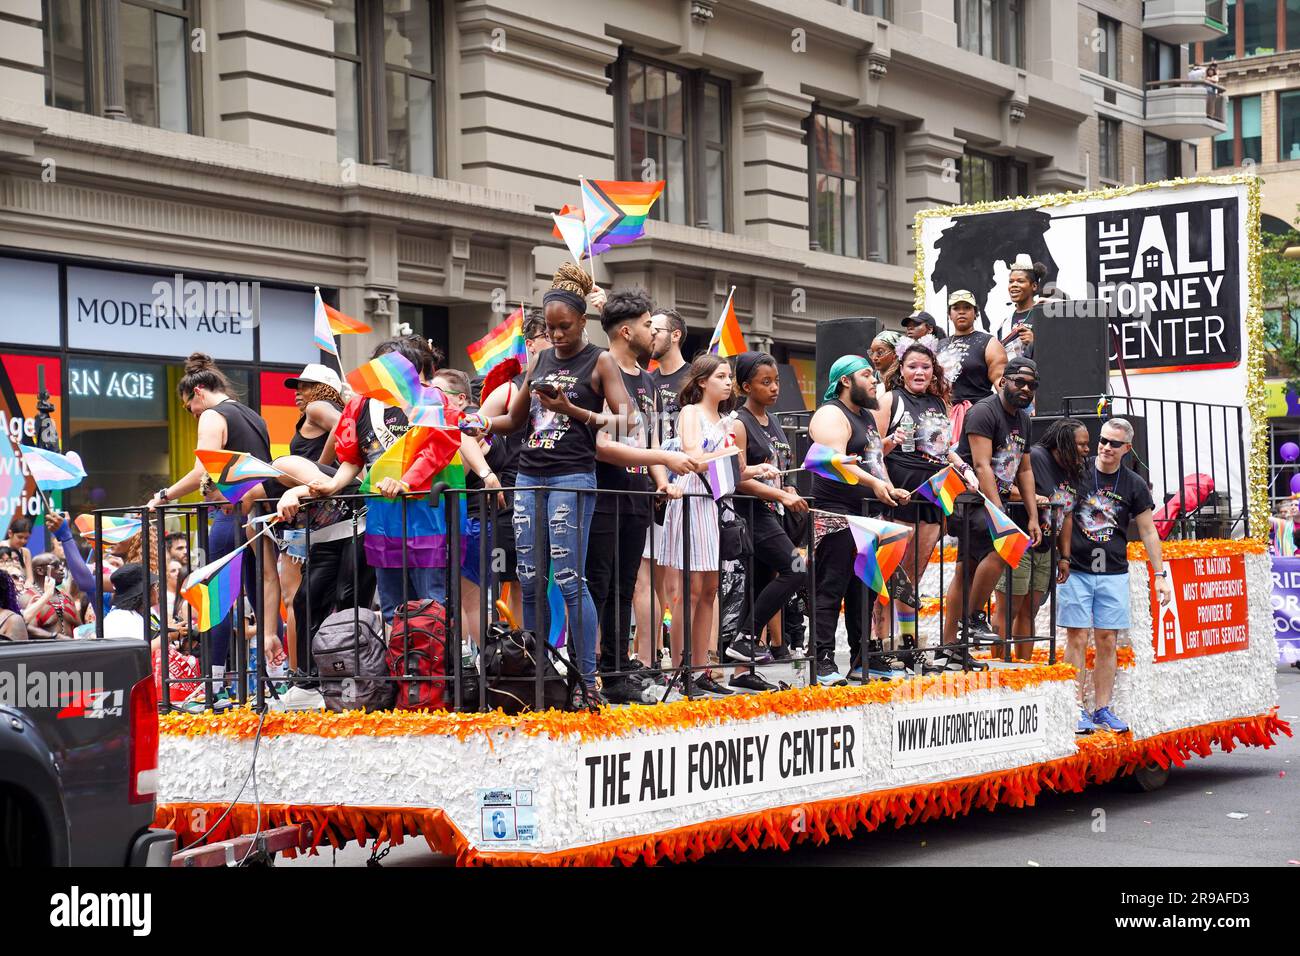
[512,470,598,684]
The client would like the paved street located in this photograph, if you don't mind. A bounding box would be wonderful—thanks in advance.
[284,665,1299,869]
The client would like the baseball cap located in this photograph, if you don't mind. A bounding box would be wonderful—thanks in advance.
[948,289,977,308]
[1004,356,1039,379]
[284,363,343,393]
[902,310,937,330]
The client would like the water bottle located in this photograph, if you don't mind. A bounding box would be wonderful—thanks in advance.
[898,410,916,453]
[791,655,808,688]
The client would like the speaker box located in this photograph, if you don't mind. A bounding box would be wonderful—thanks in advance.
[816,316,881,405]
[1030,307,1109,416]
[1030,413,1149,485]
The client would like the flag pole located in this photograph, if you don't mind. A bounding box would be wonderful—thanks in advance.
[581,176,595,284]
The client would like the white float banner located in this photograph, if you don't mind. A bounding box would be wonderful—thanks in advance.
[890,694,1047,769]
[578,711,861,822]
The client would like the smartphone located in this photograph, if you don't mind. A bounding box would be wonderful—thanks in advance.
[533,381,560,399]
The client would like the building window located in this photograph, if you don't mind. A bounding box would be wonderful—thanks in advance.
[1097,15,1119,80]
[1098,117,1120,182]
[807,110,893,261]
[1280,90,1300,160]
[1202,0,1300,60]
[1214,94,1262,166]
[1144,135,1181,181]
[330,0,440,175]
[616,52,730,231]
[851,0,890,15]
[41,0,198,133]
[959,148,1027,203]
[954,0,1023,67]
[1143,37,1179,86]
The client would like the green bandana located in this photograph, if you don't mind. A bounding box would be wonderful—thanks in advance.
[824,354,871,401]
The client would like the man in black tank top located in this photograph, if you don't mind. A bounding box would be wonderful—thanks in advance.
[586,292,699,703]
[807,356,909,687]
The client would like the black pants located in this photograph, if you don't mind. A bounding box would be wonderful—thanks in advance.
[294,536,377,676]
[813,526,876,663]
[746,528,807,639]
[586,507,652,675]
[844,576,870,667]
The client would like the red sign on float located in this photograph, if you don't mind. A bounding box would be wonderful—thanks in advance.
[1150,554,1249,663]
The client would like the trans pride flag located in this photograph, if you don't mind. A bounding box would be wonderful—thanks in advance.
[845,514,912,604]
[802,443,861,484]
[580,178,664,255]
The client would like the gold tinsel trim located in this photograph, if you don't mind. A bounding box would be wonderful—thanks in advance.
[911,174,1267,541]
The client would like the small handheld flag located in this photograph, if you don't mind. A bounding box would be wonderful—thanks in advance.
[706,456,736,501]
[182,544,247,632]
[313,289,370,360]
[802,443,861,484]
[915,465,967,516]
[552,211,590,265]
[18,446,86,492]
[347,350,430,410]
[467,307,528,376]
[845,514,912,604]
[707,287,746,358]
[580,178,664,255]
[196,449,285,504]
[983,496,1031,567]
[74,514,141,544]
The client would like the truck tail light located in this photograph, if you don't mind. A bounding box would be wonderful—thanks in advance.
[129,673,159,804]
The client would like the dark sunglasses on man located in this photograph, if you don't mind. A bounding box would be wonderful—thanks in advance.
[1006,376,1039,392]
[1097,436,1129,449]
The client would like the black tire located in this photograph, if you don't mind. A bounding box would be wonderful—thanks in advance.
[1120,762,1170,792]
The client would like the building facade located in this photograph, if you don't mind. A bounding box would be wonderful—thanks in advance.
[1,0,1103,512]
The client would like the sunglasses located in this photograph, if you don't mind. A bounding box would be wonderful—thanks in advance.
[1007,377,1039,391]
[1097,437,1129,449]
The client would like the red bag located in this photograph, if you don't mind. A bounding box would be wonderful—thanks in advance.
[153,644,201,703]
[386,599,451,711]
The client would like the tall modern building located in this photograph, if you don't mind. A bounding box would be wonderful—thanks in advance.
[0,0,1159,510]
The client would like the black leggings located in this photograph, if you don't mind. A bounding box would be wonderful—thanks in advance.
[745,525,807,639]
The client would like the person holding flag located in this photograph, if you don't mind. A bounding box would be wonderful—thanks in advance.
[145,353,271,695]
[941,356,1042,670]
[808,356,909,686]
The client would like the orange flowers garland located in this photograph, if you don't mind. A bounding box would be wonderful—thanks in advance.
[159,665,1078,744]
[1126,537,1266,562]
[973,646,1136,669]
[155,711,1291,867]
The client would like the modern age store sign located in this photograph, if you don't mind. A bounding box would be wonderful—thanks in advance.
[578,712,860,821]
[1150,554,1249,663]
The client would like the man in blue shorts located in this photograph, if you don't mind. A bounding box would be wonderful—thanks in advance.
[1059,418,1172,734]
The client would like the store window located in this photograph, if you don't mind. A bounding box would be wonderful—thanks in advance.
[1280,90,1300,161]
[615,52,730,231]
[330,0,440,175]
[1214,95,1262,166]
[808,109,894,261]
[42,0,198,133]
[954,0,1023,68]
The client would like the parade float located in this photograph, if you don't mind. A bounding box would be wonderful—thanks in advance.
[153,175,1290,866]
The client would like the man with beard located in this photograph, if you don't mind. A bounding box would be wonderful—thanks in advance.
[940,356,1042,670]
[808,355,910,686]
[587,290,700,703]
[1061,418,1170,733]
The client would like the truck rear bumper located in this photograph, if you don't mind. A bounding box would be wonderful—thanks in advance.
[129,828,176,867]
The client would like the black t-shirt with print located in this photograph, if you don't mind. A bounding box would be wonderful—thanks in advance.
[653,362,691,447]
[955,394,1031,499]
[595,365,658,518]
[735,405,793,541]
[1028,445,1077,554]
[1068,459,1154,575]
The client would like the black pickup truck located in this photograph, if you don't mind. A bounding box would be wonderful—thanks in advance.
[0,638,175,866]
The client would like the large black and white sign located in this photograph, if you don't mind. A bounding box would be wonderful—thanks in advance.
[890,695,1047,769]
[578,713,861,821]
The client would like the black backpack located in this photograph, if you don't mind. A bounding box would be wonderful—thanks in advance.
[480,623,594,714]
[312,608,396,712]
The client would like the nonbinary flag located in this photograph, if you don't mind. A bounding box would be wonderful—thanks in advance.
[707,287,746,358]
[18,446,86,492]
[983,496,1031,567]
[195,449,284,504]
[182,544,246,632]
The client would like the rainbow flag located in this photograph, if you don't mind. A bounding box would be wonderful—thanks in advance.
[467,307,527,375]
[74,514,140,545]
[580,178,664,254]
[196,449,284,504]
[707,288,746,358]
[546,561,566,648]
[983,497,1031,567]
[18,445,86,491]
[347,351,429,410]
[802,442,860,484]
[432,449,466,491]
[916,465,968,516]
[846,515,912,604]
[182,543,246,632]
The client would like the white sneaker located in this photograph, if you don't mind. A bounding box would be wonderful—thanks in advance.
[277,685,325,711]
